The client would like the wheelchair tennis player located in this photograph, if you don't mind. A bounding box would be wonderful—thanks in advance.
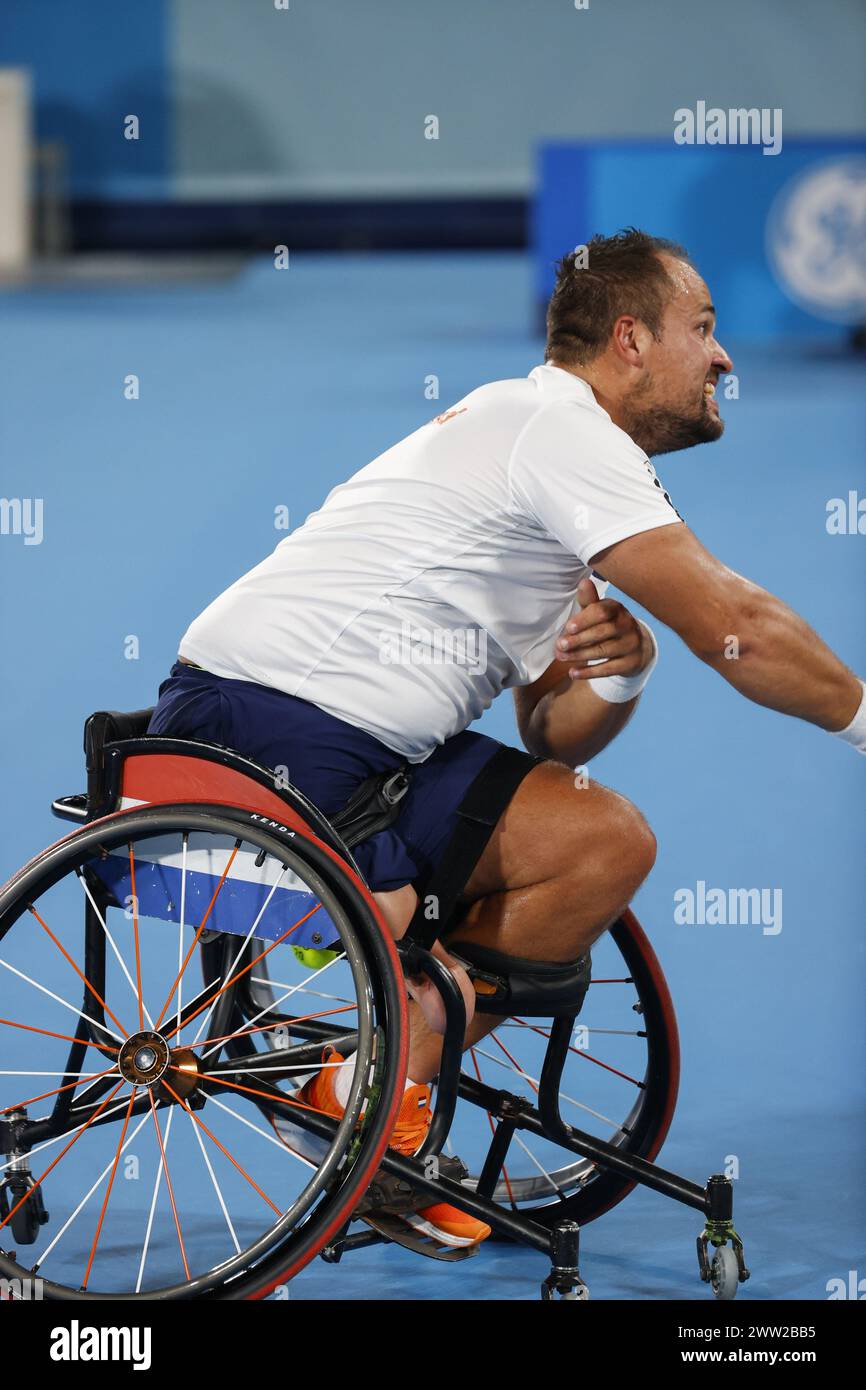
[148,229,865,1249]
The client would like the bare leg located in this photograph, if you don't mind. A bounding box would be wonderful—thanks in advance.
[406,761,657,1083]
[373,885,477,1035]
[373,761,656,1084]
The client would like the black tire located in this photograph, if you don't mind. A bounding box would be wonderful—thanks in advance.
[460,908,680,1229]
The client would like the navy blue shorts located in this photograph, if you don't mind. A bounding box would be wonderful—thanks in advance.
[146,662,504,893]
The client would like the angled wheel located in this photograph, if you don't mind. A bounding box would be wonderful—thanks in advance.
[454,909,680,1227]
[0,803,407,1299]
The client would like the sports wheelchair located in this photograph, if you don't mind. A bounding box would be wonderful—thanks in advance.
[0,709,750,1301]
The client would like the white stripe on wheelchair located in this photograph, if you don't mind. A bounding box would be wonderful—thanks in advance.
[92,804,337,949]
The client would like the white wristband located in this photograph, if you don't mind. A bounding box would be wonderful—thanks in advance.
[587,622,658,704]
[834,680,866,754]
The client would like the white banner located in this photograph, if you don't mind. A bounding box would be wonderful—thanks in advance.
[0,69,31,270]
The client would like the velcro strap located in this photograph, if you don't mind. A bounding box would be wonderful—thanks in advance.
[447,941,592,1018]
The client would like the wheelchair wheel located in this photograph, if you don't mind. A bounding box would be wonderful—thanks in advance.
[0,803,407,1299]
[455,909,680,1228]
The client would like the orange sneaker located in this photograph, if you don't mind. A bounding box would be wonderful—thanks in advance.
[403,1202,492,1249]
[293,1051,491,1248]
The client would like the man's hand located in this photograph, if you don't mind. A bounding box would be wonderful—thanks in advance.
[556,577,655,681]
[513,581,654,765]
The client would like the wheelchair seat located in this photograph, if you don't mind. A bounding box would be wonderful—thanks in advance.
[83,707,155,810]
[84,707,155,763]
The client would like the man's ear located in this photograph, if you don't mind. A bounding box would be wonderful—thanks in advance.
[612,314,652,365]
[611,314,637,363]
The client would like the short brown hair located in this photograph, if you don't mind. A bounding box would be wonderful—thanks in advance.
[545,228,690,366]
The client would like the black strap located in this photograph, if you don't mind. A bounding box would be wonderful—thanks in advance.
[405,744,543,950]
[330,763,411,850]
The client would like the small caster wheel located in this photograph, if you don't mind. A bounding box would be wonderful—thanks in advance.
[542,1278,589,1300]
[4,1178,48,1246]
[710,1244,739,1300]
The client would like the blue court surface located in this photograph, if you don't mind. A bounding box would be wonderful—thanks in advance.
[1,252,864,1300]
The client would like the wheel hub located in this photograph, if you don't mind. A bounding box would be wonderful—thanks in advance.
[118,1031,171,1087]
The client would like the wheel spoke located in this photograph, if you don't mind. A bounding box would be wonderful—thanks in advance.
[251,974,356,1007]
[0,1092,132,1178]
[190,1002,357,1056]
[77,870,155,1029]
[473,1044,620,1129]
[164,901,325,1044]
[0,960,124,1045]
[27,903,128,1038]
[207,1093,316,1166]
[187,1105,241,1255]
[81,1088,138,1289]
[490,1033,539,1095]
[147,1090,190,1280]
[1,1064,120,1116]
[136,1106,176,1293]
[160,1078,282,1216]
[0,1069,113,1077]
[268,1112,319,1169]
[509,1018,643,1086]
[190,862,291,1046]
[186,1066,334,1121]
[0,1080,128,1233]
[0,1015,117,1056]
[126,845,145,1032]
[154,838,242,1030]
[511,1131,568,1197]
[175,833,188,1045]
[33,1107,154,1273]
[199,948,344,1060]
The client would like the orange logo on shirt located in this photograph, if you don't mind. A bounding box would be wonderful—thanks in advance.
[432,406,468,425]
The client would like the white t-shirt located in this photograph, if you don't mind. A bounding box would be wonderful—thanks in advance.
[179,364,682,761]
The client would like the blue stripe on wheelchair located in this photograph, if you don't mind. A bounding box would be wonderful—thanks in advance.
[89,858,339,949]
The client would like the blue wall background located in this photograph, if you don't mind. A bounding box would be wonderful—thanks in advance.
[534,139,866,339]
[2,0,170,198]
[3,0,865,200]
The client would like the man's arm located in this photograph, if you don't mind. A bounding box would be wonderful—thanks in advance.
[514,582,656,764]
[578,523,862,731]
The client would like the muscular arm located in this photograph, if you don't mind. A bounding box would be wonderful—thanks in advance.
[582,523,861,731]
[514,593,656,765]
[514,658,643,764]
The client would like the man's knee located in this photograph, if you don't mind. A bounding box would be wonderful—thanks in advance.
[614,795,657,884]
[571,784,657,897]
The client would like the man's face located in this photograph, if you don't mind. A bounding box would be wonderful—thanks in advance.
[622,256,734,457]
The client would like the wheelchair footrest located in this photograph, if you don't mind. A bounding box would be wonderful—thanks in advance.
[358,1211,480,1262]
[354,1153,468,1217]
[353,1154,480,1261]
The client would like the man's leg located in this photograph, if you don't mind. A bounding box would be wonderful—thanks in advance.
[372,885,478,1034]
[404,760,656,1083]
